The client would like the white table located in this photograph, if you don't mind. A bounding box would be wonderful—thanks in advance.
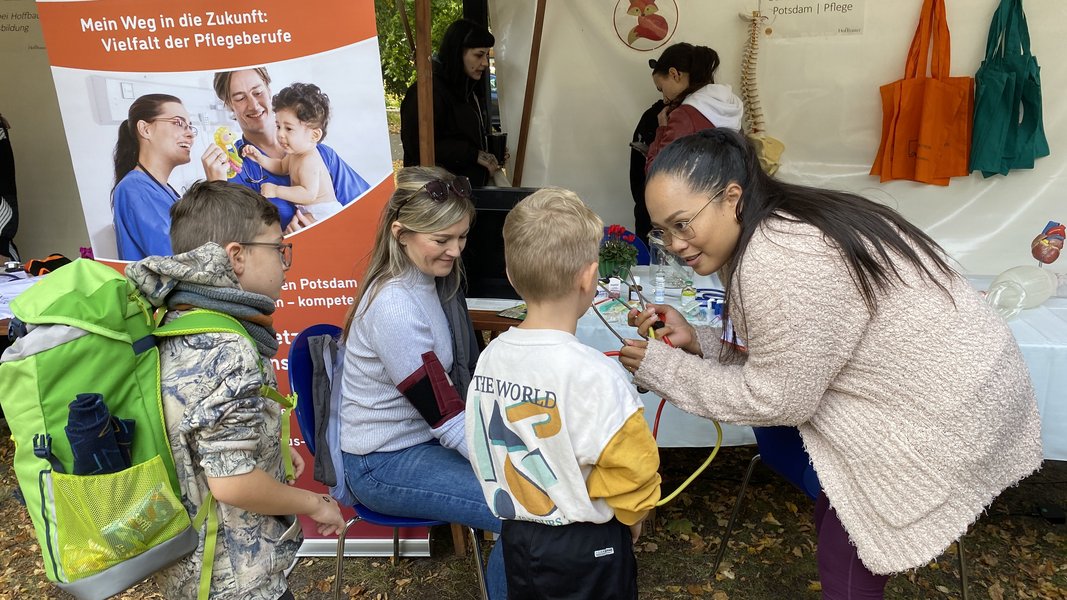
[969,276,1067,461]
[471,267,1067,460]
[470,266,754,449]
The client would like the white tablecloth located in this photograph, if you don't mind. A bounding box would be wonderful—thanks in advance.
[471,267,754,449]
[471,268,1067,460]
[969,276,1067,461]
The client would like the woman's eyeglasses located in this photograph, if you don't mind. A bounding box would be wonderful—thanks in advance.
[394,176,472,215]
[237,241,294,269]
[150,116,198,137]
[648,188,726,245]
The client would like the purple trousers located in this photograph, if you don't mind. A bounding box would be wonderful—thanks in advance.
[814,492,890,599]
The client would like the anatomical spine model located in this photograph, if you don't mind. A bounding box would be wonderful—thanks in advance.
[740,10,785,175]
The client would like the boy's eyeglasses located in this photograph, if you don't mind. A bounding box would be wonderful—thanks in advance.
[394,176,472,215]
[648,188,726,245]
[237,241,294,269]
[149,116,198,137]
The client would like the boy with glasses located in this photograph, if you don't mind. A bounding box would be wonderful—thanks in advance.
[125,180,344,599]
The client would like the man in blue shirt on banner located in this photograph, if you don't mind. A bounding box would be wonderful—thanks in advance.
[202,67,369,230]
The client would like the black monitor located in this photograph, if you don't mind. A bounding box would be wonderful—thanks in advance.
[462,186,540,299]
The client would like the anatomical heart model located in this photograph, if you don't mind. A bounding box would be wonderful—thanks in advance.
[1032,221,1065,265]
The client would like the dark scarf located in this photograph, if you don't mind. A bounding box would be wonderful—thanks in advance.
[168,282,279,357]
[437,279,479,398]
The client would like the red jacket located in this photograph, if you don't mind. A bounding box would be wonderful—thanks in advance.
[644,104,714,174]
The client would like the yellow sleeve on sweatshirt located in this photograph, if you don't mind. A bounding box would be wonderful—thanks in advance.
[586,409,661,525]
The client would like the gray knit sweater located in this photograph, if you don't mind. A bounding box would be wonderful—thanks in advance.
[339,268,456,455]
[634,217,1043,575]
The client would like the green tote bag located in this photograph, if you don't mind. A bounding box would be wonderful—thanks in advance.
[970,0,1049,177]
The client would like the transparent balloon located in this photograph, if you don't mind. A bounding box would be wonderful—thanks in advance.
[648,238,690,288]
[985,266,1059,320]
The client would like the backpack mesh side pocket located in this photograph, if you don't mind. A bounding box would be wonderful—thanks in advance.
[50,455,191,579]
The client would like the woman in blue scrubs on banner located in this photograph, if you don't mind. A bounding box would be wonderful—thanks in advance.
[111,93,196,261]
[202,67,370,232]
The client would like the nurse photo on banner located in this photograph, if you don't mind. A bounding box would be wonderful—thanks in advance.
[108,71,372,261]
[40,0,391,263]
[111,93,194,261]
[201,69,370,233]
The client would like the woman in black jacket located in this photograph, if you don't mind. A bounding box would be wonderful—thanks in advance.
[400,18,499,187]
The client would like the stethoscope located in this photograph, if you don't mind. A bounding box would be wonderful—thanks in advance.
[592,276,723,507]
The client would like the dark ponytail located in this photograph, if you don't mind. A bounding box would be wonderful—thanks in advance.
[113,120,139,187]
[112,93,182,188]
[688,46,720,89]
[649,42,721,103]
[648,128,956,361]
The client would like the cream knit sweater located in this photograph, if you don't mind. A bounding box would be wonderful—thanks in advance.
[634,217,1043,575]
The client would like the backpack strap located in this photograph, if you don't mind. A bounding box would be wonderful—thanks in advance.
[156,309,297,594]
[157,311,294,473]
[191,494,218,600]
[262,385,298,482]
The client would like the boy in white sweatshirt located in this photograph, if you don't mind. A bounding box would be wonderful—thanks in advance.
[465,188,661,600]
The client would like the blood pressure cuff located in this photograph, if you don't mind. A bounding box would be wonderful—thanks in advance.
[397,351,464,428]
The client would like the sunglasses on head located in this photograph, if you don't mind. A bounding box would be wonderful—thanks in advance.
[395,176,472,215]
[423,176,472,202]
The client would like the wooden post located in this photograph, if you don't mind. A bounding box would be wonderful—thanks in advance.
[413,0,467,558]
[511,0,547,187]
[415,0,434,167]
[413,0,465,556]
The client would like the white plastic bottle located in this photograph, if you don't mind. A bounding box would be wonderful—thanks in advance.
[607,277,622,299]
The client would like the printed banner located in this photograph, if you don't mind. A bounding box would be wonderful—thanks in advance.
[0,0,44,52]
[762,0,865,37]
[36,0,404,552]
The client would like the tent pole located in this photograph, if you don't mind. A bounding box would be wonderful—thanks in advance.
[415,0,435,167]
[512,0,547,187]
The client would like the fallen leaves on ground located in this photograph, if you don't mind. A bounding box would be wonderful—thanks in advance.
[0,439,1063,599]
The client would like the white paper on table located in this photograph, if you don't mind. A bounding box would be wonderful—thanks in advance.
[0,274,38,320]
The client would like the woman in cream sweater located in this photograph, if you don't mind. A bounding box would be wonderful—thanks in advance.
[619,128,1042,599]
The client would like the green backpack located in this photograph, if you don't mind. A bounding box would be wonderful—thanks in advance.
[0,258,293,600]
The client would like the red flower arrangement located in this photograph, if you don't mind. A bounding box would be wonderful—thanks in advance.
[599,225,638,277]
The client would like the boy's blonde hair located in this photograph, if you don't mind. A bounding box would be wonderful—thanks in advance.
[504,187,603,302]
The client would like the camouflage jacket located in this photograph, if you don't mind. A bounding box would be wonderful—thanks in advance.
[128,245,299,600]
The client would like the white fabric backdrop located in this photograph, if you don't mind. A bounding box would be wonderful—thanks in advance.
[489,0,1067,276]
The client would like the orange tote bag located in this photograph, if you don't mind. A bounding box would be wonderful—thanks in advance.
[871,0,973,186]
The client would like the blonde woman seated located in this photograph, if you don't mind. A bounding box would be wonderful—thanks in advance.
[338,166,505,599]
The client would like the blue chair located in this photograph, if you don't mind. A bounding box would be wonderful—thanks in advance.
[711,427,819,575]
[288,325,489,600]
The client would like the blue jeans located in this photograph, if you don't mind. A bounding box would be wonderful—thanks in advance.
[343,442,506,600]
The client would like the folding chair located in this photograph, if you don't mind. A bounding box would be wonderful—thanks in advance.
[713,426,968,599]
[288,324,489,600]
